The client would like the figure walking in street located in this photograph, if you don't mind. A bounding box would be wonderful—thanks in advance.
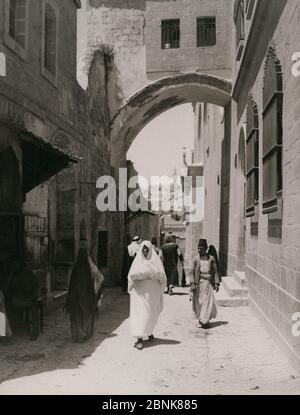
[128,241,167,350]
[171,235,186,288]
[161,235,179,295]
[207,245,222,285]
[121,234,132,294]
[189,239,221,329]
[66,222,97,343]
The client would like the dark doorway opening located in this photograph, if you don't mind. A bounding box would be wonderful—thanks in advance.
[98,231,108,269]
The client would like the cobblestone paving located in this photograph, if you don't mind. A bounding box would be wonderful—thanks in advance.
[0,288,299,395]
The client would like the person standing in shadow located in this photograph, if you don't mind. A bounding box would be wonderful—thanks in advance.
[66,222,96,343]
[161,235,179,295]
[9,259,40,340]
[151,237,163,261]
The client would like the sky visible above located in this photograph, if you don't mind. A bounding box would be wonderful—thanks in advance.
[127,104,194,183]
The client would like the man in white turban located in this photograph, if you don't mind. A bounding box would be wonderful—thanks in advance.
[128,236,141,258]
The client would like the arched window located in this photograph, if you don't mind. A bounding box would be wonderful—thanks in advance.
[44,3,57,76]
[262,46,283,214]
[8,0,27,48]
[246,95,259,217]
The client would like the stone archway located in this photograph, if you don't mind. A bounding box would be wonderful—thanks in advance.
[110,72,232,167]
[108,72,232,281]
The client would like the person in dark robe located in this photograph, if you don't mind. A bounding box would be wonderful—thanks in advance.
[171,235,186,288]
[121,234,132,293]
[207,245,222,285]
[66,226,96,343]
[151,237,163,261]
[161,235,179,295]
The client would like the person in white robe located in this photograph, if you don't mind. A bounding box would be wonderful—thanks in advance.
[128,241,167,350]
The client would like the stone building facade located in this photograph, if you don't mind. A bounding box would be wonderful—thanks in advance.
[84,0,234,283]
[145,0,233,81]
[0,0,112,317]
[81,0,300,366]
[188,0,300,366]
[189,103,225,268]
[229,0,300,367]
[125,160,160,244]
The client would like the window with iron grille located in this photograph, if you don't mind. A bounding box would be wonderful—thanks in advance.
[9,0,26,48]
[161,19,180,49]
[262,47,283,215]
[197,17,216,47]
[44,3,57,76]
[246,95,259,218]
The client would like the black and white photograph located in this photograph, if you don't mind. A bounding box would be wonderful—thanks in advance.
[0,0,300,399]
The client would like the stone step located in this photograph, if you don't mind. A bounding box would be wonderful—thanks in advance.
[216,285,249,307]
[233,270,247,287]
[222,276,248,298]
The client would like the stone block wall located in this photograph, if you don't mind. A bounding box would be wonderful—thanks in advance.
[145,0,233,80]
[0,0,114,292]
[202,104,224,255]
[86,0,148,101]
[229,0,300,366]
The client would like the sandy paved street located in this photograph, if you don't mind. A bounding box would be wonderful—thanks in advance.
[0,288,299,395]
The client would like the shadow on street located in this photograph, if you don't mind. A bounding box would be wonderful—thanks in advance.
[142,338,181,349]
[0,288,129,385]
[206,321,229,329]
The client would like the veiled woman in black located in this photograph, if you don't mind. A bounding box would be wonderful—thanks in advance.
[67,222,96,342]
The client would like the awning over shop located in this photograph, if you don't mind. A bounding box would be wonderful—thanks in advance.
[20,131,81,194]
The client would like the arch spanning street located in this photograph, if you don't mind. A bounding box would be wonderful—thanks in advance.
[110,72,232,166]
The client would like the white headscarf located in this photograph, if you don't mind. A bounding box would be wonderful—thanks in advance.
[128,240,141,257]
[128,241,167,291]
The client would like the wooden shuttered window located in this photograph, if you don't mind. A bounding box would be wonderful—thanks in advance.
[262,47,283,214]
[246,96,259,217]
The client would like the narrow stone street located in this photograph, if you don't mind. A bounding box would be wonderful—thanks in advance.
[0,288,299,395]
